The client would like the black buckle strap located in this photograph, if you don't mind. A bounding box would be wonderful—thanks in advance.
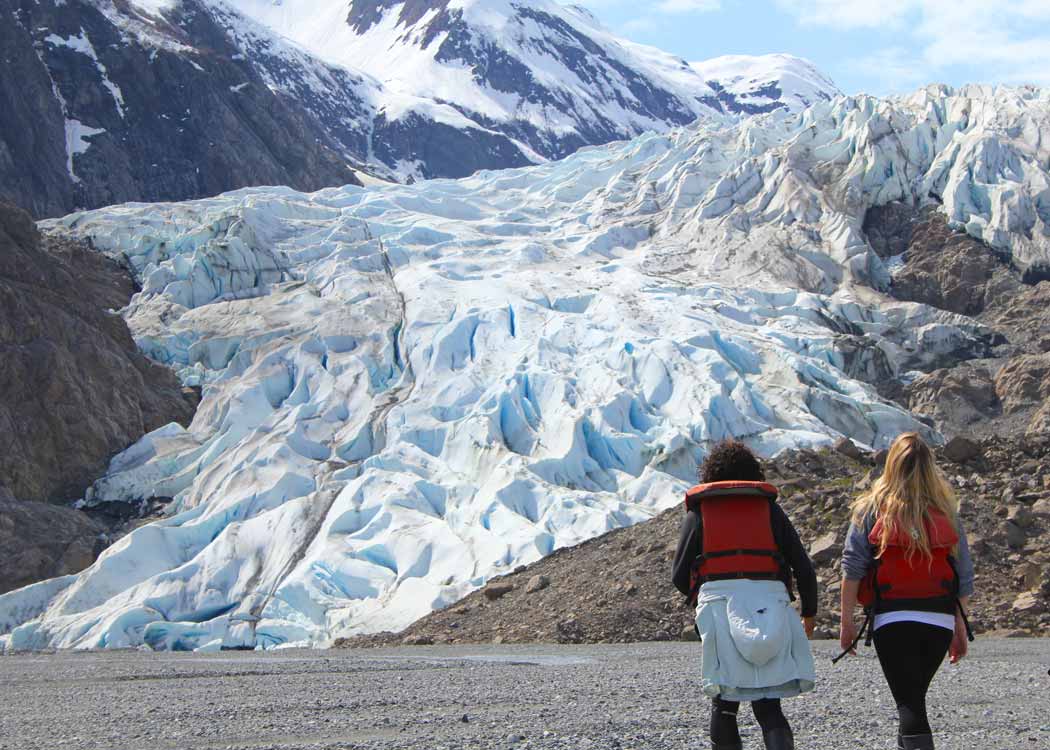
[832,610,872,665]
[956,599,975,642]
[701,548,782,560]
[704,571,782,582]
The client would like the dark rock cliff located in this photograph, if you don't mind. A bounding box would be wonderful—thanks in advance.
[0,202,198,590]
[0,202,195,503]
[0,0,360,218]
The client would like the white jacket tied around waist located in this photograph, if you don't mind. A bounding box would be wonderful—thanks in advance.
[695,579,816,701]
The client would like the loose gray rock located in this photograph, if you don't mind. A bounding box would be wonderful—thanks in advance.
[402,635,434,646]
[1031,498,1050,518]
[1005,521,1027,550]
[484,584,515,601]
[833,437,864,460]
[1012,591,1045,614]
[1007,505,1034,529]
[809,532,841,565]
[943,436,982,463]
[526,575,550,594]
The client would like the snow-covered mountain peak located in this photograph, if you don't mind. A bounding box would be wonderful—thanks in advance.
[691,53,841,114]
[3,0,845,218]
[218,0,840,155]
[227,0,722,133]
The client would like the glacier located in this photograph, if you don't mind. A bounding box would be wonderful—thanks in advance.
[2,84,1048,651]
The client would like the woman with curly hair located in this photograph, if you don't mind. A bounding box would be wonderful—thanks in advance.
[672,439,817,750]
[839,432,975,750]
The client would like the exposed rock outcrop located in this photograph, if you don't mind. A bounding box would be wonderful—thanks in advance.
[996,355,1050,435]
[1,0,361,218]
[0,488,104,594]
[874,206,1020,316]
[983,282,1050,353]
[865,202,1050,438]
[0,202,198,590]
[906,363,1001,431]
[0,203,195,504]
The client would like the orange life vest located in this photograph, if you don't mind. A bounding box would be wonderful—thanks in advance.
[858,508,960,615]
[685,481,785,604]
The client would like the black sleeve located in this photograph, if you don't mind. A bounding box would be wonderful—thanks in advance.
[772,504,818,618]
[671,509,702,598]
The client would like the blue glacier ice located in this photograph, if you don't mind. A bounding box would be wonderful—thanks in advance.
[2,84,1047,650]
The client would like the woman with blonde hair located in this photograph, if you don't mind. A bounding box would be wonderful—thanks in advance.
[838,432,975,750]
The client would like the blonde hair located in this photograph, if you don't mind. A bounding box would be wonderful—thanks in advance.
[850,432,959,561]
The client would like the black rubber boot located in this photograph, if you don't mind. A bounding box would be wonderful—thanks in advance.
[710,697,741,750]
[762,727,795,750]
[900,734,934,749]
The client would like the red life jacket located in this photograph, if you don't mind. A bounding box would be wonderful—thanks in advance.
[858,508,960,615]
[685,481,785,604]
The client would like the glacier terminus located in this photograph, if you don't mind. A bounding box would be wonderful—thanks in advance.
[1,84,1048,651]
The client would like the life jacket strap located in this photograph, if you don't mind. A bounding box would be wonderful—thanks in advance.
[690,549,786,600]
[831,609,872,665]
[704,571,783,582]
[700,548,784,560]
[872,595,957,615]
[956,598,975,642]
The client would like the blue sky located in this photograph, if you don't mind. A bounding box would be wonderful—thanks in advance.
[579,0,1050,95]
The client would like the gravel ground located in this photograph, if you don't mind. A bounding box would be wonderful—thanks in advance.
[1,640,1048,750]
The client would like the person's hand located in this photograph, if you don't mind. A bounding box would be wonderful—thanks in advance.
[839,616,857,656]
[949,615,969,664]
[803,616,816,639]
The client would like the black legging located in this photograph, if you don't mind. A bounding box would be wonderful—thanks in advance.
[711,696,790,745]
[873,620,953,737]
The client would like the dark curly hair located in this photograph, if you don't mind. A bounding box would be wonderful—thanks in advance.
[698,439,765,483]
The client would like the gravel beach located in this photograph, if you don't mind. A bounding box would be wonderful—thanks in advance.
[2,640,1048,750]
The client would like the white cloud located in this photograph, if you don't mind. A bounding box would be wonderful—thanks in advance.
[844,47,928,95]
[656,0,722,12]
[773,0,915,29]
[775,0,1050,89]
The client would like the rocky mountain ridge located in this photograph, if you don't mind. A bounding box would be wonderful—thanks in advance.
[0,0,839,217]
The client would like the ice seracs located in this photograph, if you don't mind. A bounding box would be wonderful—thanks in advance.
[1,84,1046,652]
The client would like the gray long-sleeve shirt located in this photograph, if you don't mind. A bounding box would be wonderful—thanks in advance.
[841,512,975,597]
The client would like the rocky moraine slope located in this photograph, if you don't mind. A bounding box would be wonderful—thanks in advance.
[345,435,1050,646]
